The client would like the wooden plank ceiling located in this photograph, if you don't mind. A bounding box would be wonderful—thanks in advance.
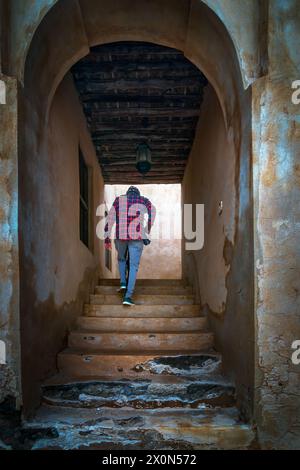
[72,42,207,184]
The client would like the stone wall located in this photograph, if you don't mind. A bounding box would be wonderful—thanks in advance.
[252,0,300,449]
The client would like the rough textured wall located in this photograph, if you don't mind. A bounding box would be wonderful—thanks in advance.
[0,75,20,407]
[19,73,103,413]
[182,82,254,420]
[8,0,59,79]
[103,185,182,280]
[201,0,264,88]
[252,0,300,449]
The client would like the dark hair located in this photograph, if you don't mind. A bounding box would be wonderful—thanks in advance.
[126,186,140,196]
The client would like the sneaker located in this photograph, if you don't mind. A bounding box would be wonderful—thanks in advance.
[117,284,127,293]
[123,297,135,306]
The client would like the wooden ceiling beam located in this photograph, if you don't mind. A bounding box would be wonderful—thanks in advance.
[89,124,197,131]
[76,77,204,90]
[100,161,187,167]
[88,108,200,118]
[101,169,187,175]
[105,178,182,183]
[73,63,202,78]
[81,94,203,105]
[95,142,192,149]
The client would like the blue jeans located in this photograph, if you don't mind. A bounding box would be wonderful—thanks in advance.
[115,240,144,298]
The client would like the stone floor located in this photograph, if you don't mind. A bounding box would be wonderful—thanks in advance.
[23,405,255,450]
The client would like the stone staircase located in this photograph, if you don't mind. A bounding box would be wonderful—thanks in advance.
[26,279,254,450]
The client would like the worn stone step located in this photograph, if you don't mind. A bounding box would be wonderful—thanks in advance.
[90,294,195,305]
[84,303,201,317]
[58,350,220,378]
[24,405,255,450]
[95,285,193,295]
[42,377,235,409]
[68,331,214,351]
[77,316,207,332]
[99,278,186,287]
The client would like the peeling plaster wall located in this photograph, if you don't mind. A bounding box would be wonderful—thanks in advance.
[182,81,254,420]
[252,0,300,450]
[18,74,103,414]
[102,185,182,280]
[0,75,20,407]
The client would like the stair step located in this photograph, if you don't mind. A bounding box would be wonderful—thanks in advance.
[99,278,185,287]
[43,371,215,386]
[58,350,219,378]
[77,316,207,332]
[84,303,201,317]
[25,405,255,450]
[90,294,195,305]
[42,377,235,409]
[68,331,214,352]
[95,285,193,295]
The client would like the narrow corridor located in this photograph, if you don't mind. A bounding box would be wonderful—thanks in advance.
[2,0,298,451]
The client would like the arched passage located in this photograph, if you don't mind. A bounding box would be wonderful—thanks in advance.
[19,0,253,427]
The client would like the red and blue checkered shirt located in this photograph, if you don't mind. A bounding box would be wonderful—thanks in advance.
[104,194,156,244]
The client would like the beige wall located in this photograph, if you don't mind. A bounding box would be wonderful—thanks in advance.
[182,83,254,419]
[102,184,181,279]
[183,84,236,312]
[19,73,104,412]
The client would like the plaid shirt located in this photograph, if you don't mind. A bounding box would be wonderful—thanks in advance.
[104,194,156,245]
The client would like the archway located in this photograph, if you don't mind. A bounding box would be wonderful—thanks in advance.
[19,0,253,427]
